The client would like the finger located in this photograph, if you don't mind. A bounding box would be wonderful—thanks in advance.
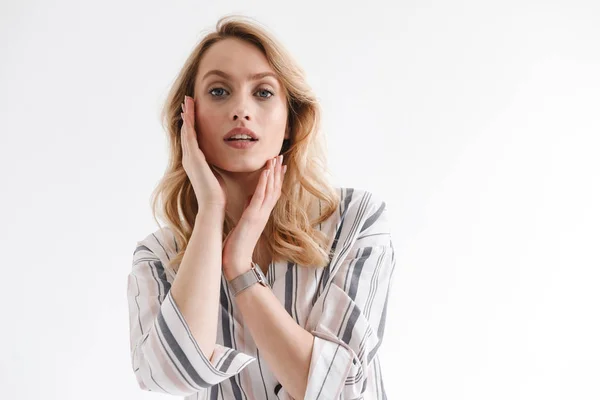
[180,112,188,157]
[184,96,201,148]
[185,95,195,123]
[184,96,196,132]
[276,162,286,202]
[276,161,286,202]
[264,158,275,205]
[248,167,270,211]
[274,155,283,190]
[181,105,193,149]
[269,156,281,201]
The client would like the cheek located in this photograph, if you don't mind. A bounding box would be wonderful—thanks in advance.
[264,102,288,132]
[196,108,221,136]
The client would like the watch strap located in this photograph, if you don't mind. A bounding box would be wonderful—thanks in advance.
[228,262,268,296]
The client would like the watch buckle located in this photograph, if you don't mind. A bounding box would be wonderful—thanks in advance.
[251,262,266,284]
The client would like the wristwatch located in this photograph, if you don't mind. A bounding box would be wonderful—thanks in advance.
[227,262,268,296]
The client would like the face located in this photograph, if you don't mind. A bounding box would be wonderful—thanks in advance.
[192,38,289,173]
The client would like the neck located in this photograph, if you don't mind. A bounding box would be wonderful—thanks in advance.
[213,166,263,224]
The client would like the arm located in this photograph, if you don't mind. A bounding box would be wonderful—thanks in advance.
[126,208,256,395]
[304,243,395,399]
[231,191,396,399]
[303,193,396,399]
[233,276,314,400]
[170,207,225,360]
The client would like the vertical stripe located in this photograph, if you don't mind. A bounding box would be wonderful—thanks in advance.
[315,344,341,400]
[293,264,299,324]
[219,280,245,400]
[318,187,351,295]
[337,192,371,266]
[336,303,353,338]
[210,382,219,400]
[256,348,270,399]
[129,187,394,399]
[284,262,294,317]
[156,309,208,388]
[147,260,169,300]
[341,304,361,345]
[348,247,370,300]
[368,246,395,363]
[368,275,391,363]
[324,190,371,306]
[285,261,300,324]
[155,260,172,294]
[364,248,386,319]
[131,274,143,335]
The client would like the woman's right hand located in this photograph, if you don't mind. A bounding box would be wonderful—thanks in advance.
[180,95,227,209]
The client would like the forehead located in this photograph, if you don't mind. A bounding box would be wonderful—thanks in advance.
[197,38,275,77]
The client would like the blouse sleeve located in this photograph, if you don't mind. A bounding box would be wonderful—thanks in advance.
[126,241,256,396]
[303,192,397,399]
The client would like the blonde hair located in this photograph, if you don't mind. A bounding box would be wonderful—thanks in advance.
[150,15,340,274]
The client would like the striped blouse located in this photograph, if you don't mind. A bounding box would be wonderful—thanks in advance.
[127,187,397,399]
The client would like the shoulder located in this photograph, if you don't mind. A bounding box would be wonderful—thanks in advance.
[328,186,391,247]
[336,186,388,218]
[320,187,393,274]
[135,225,178,266]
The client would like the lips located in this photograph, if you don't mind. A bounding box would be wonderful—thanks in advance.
[223,126,259,141]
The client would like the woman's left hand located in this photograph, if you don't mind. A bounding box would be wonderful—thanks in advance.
[222,155,287,281]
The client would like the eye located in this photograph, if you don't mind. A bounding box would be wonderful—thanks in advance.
[207,86,274,99]
[208,87,228,98]
[256,88,274,99]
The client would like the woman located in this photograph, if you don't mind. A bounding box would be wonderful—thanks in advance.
[127,15,396,400]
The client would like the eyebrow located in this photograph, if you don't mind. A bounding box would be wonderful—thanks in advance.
[202,69,279,82]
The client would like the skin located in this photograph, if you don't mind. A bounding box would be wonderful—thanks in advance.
[180,38,313,399]
[191,37,290,225]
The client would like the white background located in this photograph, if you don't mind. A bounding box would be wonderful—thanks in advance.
[1,0,598,399]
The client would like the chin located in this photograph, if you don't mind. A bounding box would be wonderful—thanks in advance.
[215,158,264,174]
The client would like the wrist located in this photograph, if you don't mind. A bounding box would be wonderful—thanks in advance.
[226,261,269,297]
[195,206,225,223]
[224,259,253,282]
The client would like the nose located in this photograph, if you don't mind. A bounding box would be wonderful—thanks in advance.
[232,111,250,121]
[230,97,251,121]
[233,114,250,121]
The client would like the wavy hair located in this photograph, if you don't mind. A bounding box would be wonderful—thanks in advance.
[150,15,340,274]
